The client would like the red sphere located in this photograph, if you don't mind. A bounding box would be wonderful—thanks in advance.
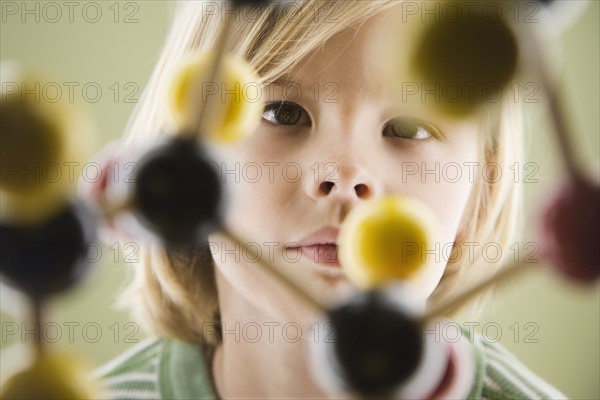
[541,176,600,282]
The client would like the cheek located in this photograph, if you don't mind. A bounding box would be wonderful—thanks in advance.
[389,137,481,297]
[400,177,476,299]
[213,143,299,242]
[427,176,476,242]
[438,136,482,239]
[388,154,480,242]
[225,182,284,245]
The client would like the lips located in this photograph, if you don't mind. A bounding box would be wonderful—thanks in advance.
[298,244,340,266]
[289,227,341,267]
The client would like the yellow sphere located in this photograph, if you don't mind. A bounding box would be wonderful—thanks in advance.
[0,62,95,225]
[0,350,99,399]
[168,51,264,143]
[339,196,439,289]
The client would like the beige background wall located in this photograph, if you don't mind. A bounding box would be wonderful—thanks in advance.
[1,1,598,398]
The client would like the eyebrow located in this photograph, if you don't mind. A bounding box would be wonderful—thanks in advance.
[263,74,322,104]
[265,75,313,89]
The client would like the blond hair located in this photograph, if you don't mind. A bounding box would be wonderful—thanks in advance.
[118,0,523,345]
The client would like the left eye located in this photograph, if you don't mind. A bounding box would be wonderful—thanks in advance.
[262,102,311,126]
[382,117,440,140]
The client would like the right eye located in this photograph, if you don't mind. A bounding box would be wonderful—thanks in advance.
[262,102,311,126]
[382,116,442,140]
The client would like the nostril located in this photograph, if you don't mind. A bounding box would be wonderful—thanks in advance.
[320,181,335,194]
[354,183,369,198]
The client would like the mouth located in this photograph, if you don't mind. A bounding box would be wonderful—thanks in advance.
[289,226,341,267]
[293,244,340,267]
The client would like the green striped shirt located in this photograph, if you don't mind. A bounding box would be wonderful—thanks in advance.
[94,329,567,399]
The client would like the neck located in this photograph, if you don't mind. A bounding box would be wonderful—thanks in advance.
[210,276,330,399]
[212,330,324,399]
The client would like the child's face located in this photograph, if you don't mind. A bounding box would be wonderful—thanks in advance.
[209,13,483,322]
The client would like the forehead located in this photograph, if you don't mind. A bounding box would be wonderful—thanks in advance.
[289,12,399,97]
[274,8,485,134]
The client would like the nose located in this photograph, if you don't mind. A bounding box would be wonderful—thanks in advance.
[317,172,370,198]
[306,160,381,206]
[303,114,384,215]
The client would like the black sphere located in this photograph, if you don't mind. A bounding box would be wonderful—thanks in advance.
[0,203,95,299]
[327,291,423,397]
[413,3,518,115]
[134,137,224,246]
